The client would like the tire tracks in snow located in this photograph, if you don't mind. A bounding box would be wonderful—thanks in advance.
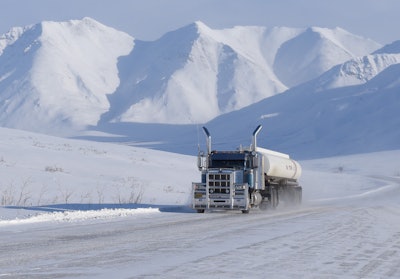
[153,176,400,278]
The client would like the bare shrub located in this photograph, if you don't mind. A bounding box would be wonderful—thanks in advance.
[0,179,33,206]
[95,183,106,204]
[37,185,49,206]
[112,177,143,204]
[58,186,74,204]
[1,183,15,205]
[80,192,92,204]
[45,165,64,173]
[15,179,32,206]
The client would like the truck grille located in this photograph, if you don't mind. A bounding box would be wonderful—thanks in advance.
[208,173,231,194]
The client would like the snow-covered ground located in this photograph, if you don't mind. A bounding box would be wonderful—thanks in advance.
[0,127,196,209]
[0,128,399,278]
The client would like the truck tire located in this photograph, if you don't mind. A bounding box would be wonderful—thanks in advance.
[259,200,268,211]
[196,209,205,213]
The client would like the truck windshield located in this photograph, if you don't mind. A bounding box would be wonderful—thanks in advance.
[209,152,247,169]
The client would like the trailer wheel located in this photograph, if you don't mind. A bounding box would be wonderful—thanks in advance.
[259,201,268,211]
[295,187,302,204]
[271,187,279,209]
[241,209,250,214]
[196,209,205,213]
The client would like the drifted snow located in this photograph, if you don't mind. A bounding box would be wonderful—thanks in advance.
[0,207,160,225]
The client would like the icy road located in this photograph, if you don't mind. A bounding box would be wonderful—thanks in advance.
[1,176,400,278]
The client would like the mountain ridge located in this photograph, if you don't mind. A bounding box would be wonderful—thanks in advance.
[0,18,382,131]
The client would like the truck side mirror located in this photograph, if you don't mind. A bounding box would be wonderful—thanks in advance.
[252,153,259,168]
[197,152,207,170]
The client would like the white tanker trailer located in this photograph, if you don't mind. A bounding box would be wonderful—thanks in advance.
[192,125,302,213]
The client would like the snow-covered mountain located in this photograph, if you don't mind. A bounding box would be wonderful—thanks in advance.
[0,18,380,132]
[102,23,380,124]
[0,17,133,134]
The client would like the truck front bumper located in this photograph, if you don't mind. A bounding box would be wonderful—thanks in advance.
[192,183,249,211]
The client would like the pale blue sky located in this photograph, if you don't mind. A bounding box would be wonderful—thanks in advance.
[0,0,398,44]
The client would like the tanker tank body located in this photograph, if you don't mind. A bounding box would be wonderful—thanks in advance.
[256,147,302,208]
[192,125,302,213]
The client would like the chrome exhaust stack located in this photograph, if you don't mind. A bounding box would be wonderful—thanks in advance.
[252,125,262,151]
[202,127,211,154]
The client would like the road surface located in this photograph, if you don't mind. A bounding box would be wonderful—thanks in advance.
[1,177,400,278]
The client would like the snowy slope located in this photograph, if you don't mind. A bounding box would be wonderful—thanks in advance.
[273,27,380,87]
[0,18,133,134]
[0,127,196,207]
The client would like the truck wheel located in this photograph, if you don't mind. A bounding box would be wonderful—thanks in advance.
[241,209,250,214]
[196,209,205,213]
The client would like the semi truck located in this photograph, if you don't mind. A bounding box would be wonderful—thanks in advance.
[192,125,302,213]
